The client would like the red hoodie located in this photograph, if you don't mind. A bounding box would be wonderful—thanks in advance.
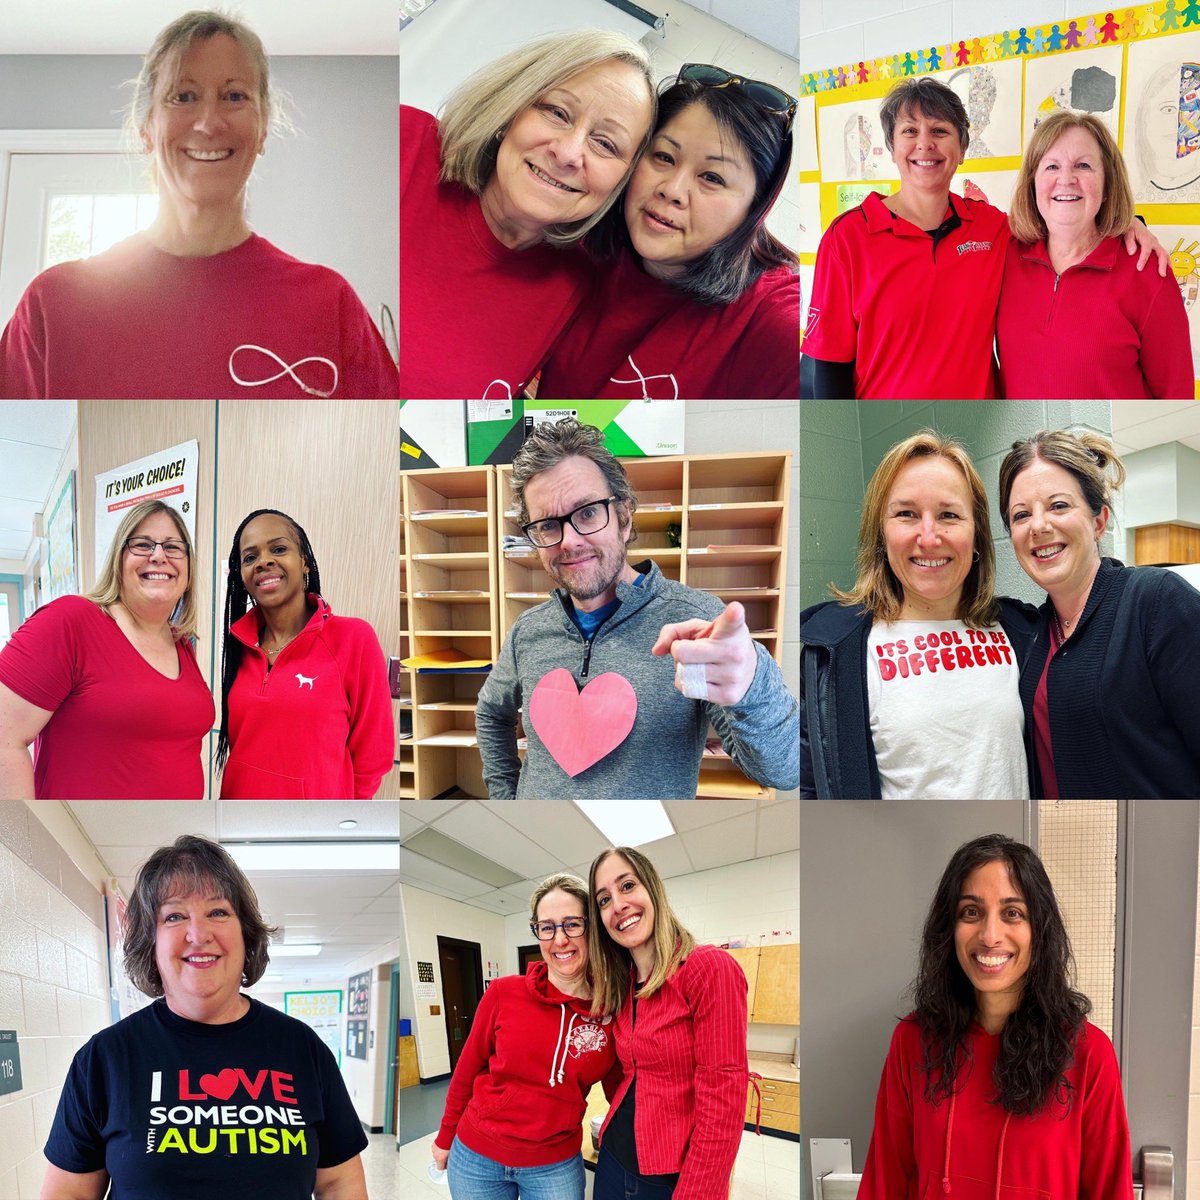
[858,1016,1133,1200]
[220,595,394,799]
[435,962,620,1168]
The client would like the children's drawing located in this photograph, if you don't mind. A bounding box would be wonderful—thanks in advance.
[1022,45,1123,142]
[1124,32,1200,201]
[938,59,1023,158]
[797,183,820,255]
[949,170,1019,214]
[1149,224,1200,369]
[796,96,818,174]
[818,98,899,181]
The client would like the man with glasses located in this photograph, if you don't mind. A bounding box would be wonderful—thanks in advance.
[475,418,798,799]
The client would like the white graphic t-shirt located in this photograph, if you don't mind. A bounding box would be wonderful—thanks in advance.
[867,620,1028,800]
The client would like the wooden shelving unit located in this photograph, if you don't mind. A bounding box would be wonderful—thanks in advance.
[400,466,499,800]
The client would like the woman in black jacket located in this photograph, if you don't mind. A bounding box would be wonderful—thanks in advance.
[801,429,1039,799]
[999,430,1200,798]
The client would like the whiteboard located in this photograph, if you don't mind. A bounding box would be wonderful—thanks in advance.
[399,0,655,116]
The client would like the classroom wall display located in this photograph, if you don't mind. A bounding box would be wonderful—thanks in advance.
[401,400,467,469]
[799,3,1200,393]
[284,991,343,1066]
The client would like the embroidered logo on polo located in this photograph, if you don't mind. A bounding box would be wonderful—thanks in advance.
[955,240,993,256]
[146,1067,309,1156]
[295,673,317,690]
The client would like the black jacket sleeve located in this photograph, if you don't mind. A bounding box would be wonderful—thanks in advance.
[801,353,855,399]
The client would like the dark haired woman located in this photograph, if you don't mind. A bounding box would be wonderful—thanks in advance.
[217,509,393,799]
[588,846,747,1199]
[537,66,799,399]
[42,835,367,1199]
[858,834,1131,1199]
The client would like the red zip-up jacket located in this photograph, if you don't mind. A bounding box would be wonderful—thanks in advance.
[435,962,620,1167]
[858,1016,1133,1199]
[599,944,748,1199]
[220,595,394,799]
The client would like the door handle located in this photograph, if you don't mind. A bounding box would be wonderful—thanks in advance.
[1139,1145,1172,1199]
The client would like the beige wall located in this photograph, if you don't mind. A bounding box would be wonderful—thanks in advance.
[76,399,401,798]
[0,802,111,1199]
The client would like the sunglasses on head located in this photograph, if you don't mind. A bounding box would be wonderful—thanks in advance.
[679,63,798,131]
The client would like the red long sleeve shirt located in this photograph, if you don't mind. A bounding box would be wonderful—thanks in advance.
[858,1016,1133,1200]
[598,944,748,1200]
[435,963,619,1168]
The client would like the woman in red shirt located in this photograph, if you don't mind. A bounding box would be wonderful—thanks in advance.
[538,67,799,400]
[858,834,1132,1199]
[0,499,214,800]
[431,872,618,1197]
[215,508,393,799]
[588,846,748,1200]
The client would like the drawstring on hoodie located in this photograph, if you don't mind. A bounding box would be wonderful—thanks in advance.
[941,1093,1012,1199]
[548,1005,579,1087]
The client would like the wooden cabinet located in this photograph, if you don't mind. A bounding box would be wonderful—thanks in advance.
[725,944,799,1025]
[398,1036,419,1089]
[746,1077,799,1135]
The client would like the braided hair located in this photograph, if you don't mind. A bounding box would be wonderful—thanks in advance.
[216,509,323,773]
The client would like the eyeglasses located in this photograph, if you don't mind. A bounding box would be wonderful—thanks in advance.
[530,917,588,940]
[679,63,798,130]
[522,498,618,548]
[125,536,189,559]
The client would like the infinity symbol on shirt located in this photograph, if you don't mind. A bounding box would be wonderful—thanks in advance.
[228,344,339,398]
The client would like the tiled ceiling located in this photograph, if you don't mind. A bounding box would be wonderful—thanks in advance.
[0,401,75,562]
[1110,400,1200,456]
[400,798,800,916]
[66,801,399,984]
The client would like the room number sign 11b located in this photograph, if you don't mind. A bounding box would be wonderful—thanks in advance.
[0,1031,22,1096]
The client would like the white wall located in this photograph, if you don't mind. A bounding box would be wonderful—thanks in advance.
[336,944,400,1130]
[399,885,508,1078]
[0,802,111,1200]
[801,1,1075,75]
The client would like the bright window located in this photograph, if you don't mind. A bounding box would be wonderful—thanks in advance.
[44,193,159,269]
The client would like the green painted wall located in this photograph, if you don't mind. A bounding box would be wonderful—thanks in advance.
[801,400,1115,613]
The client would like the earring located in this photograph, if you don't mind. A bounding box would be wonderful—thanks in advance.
[495,127,505,141]
[304,571,310,590]
[972,549,981,562]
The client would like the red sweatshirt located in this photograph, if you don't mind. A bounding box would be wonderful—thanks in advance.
[399,106,591,399]
[997,235,1193,399]
[598,944,748,1200]
[435,962,619,1167]
[220,596,394,800]
[537,248,799,399]
[0,234,398,399]
[0,596,213,800]
[858,1016,1133,1200]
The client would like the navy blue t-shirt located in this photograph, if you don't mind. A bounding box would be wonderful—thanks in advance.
[45,996,367,1199]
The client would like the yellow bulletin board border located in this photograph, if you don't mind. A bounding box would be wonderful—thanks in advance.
[798,3,1200,393]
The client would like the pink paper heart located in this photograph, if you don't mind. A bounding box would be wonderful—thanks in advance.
[528,668,637,778]
[200,1068,239,1100]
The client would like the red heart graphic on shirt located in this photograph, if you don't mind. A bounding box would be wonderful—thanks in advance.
[199,1068,240,1100]
[528,668,637,778]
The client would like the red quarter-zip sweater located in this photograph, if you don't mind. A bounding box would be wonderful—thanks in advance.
[599,944,748,1200]
[220,595,394,799]
[858,1016,1132,1199]
[435,962,620,1167]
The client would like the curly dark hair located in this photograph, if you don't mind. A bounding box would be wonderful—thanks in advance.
[912,833,1091,1117]
[123,835,278,997]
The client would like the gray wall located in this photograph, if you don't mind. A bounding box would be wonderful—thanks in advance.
[800,400,1116,615]
[0,54,398,327]
[799,799,1030,1190]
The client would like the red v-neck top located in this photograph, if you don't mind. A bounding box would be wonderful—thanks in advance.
[0,595,214,798]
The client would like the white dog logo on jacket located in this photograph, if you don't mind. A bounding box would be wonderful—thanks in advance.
[296,673,317,690]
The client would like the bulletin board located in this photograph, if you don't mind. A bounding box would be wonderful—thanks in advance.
[798,4,1200,388]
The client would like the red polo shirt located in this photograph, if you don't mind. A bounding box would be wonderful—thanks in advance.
[803,191,1009,399]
